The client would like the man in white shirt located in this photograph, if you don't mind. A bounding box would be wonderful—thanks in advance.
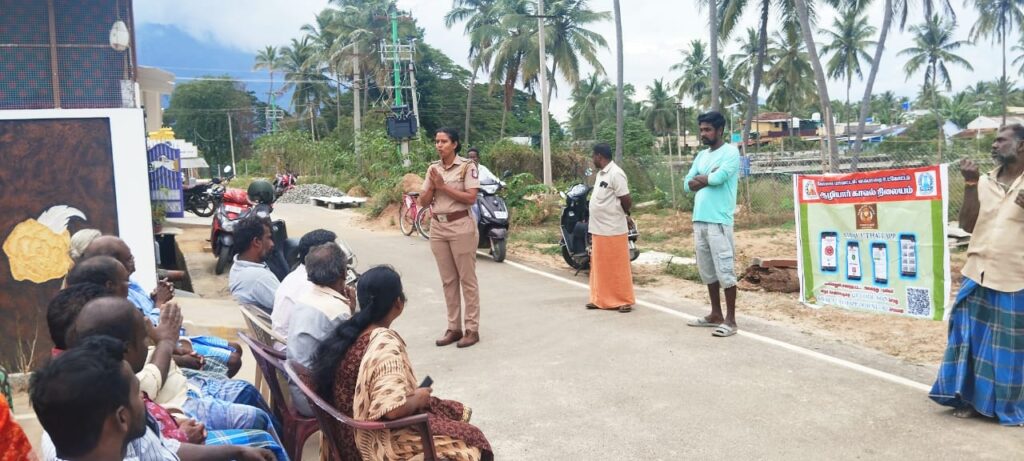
[585,143,635,313]
[287,243,356,415]
[468,147,500,223]
[272,229,337,341]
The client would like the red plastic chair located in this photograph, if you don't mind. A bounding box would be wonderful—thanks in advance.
[237,331,318,461]
[283,360,438,461]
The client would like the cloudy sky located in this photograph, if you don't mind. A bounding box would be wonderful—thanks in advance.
[135,0,999,122]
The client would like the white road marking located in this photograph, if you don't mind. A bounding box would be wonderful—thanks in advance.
[496,256,933,393]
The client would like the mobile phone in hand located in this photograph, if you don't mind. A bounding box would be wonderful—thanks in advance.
[419,376,433,388]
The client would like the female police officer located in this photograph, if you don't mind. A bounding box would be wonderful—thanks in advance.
[418,128,482,348]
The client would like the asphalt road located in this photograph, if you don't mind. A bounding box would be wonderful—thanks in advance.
[270,204,1021,460]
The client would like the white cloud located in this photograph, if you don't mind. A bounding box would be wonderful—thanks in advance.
[135,0,1001,123]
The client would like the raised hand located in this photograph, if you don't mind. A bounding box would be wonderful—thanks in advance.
[153,301,182,345]
[960,158,980,182]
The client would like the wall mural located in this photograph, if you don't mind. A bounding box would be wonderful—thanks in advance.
[0,118,119,371]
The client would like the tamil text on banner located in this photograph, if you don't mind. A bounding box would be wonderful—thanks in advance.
[793,165,951,320]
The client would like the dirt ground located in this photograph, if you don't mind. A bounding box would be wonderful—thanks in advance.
[362,204,963,367]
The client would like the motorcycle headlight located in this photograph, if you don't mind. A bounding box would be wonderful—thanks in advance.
[221,218,237,232]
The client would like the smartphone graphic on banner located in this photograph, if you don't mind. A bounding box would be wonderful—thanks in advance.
[899,234,917,277]
[821,232,838,272]
[847,241,861,280]
[872,243,888,284]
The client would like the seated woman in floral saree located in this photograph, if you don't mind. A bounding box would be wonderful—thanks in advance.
[312,266,492,461]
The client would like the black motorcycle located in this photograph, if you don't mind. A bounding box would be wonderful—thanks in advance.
[558,170,639,272]
[476,175,510,262]
[183,179,220,217]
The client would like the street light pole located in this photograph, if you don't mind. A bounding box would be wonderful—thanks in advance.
[538,0,552,187]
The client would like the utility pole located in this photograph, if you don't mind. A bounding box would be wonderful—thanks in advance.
[353,56,362,160]
[613,0,624,163]
[226,112,236,175]
[675,103,683,159]
[408,51,421,131]
[538,0,553,187]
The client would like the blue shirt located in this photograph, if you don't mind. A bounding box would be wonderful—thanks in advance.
[128,280,162,326]
[229,256,280,313]
[684,143,740,226]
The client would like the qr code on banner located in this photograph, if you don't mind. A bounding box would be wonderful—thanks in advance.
[906,287,932,316]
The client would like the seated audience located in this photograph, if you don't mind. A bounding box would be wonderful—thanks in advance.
[47,283,111,352]
[65,256,129,298]
[287,242,356,415]
[312,266,493,461]
[272,229,337,340]
[82,235,242,377]
[229,216,279,313]
[32,335,276,461]
[67,297,283,447]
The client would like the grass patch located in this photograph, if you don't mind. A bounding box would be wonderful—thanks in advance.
[539,244,562,255]
[515,227,559,244]
[645,231,672,243]
[665,247,695,258]
[663,263,703,282]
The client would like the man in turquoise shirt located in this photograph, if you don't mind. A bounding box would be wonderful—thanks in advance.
[684,111,741,337]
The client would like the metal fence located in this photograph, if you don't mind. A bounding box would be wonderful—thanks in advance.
[639,140,988,229]
[0,0,137,110]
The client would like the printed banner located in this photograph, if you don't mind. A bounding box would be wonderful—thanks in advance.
[793,165,951,320]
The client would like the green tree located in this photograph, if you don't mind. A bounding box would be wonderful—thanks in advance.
[900,15,973,160]
[281,36,330,140]
[821,8,875,142]
[164,77,260,170]
[671,40,711,106]
[970,0,1024,125]
[766,28,815,135]
[568,72,611,139]
[543,0,611,107]
[302,8,344,129]
[643,79,677,143]
[253,46,283,130]
[445,0,502,144]
[483,0,536,138]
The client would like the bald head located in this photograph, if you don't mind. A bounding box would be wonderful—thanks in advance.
[66,256,129,298]
[68,297,148,372]
[82,236,135,274]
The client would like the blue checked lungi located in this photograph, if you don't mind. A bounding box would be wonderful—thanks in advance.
[189,335,235,376]
[206,429,289,461]
[930,277,1024,425]
[183,395,283,446]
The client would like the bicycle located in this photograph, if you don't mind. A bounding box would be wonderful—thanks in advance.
[415,206,433,240]
[398,192,421,236]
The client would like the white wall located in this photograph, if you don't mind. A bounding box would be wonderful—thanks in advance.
[0,109,158,290]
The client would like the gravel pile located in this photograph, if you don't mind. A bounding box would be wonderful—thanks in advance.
[277,184,346,204]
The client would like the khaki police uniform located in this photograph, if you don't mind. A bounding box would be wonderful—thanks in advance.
[422,156,482,333]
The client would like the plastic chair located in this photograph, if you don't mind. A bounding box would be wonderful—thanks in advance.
[237,331,318,461]
[237,304,284,400]
[283,360,438,461]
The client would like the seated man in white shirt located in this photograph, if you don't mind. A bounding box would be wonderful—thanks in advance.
[33,335,273,461]
[271,229,337,341]
[229,216,280,313]
[287,242,356,415]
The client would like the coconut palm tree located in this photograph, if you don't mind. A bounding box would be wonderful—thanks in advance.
[445,0,502,144]
[483,0,535,139]
[281,37,330,140]
[543,0,611,107]
[792,0,839,170]
[643,79,678,144]
[766,28,815,137]
[302,8,343,127]
[1013,34,1024,75]
[969,0,1024,125]
[821,9,876,145]
[253,46,283,130]
[671,40,711,107]
[900,15,973,160]
[569,72,610,139]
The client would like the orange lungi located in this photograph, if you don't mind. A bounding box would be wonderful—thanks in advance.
[589,233,635,309]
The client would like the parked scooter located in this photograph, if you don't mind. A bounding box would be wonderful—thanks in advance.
[273,172,297,198]
[475,172,511,262]
[210,173,298,277]
[558,169,639,272]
